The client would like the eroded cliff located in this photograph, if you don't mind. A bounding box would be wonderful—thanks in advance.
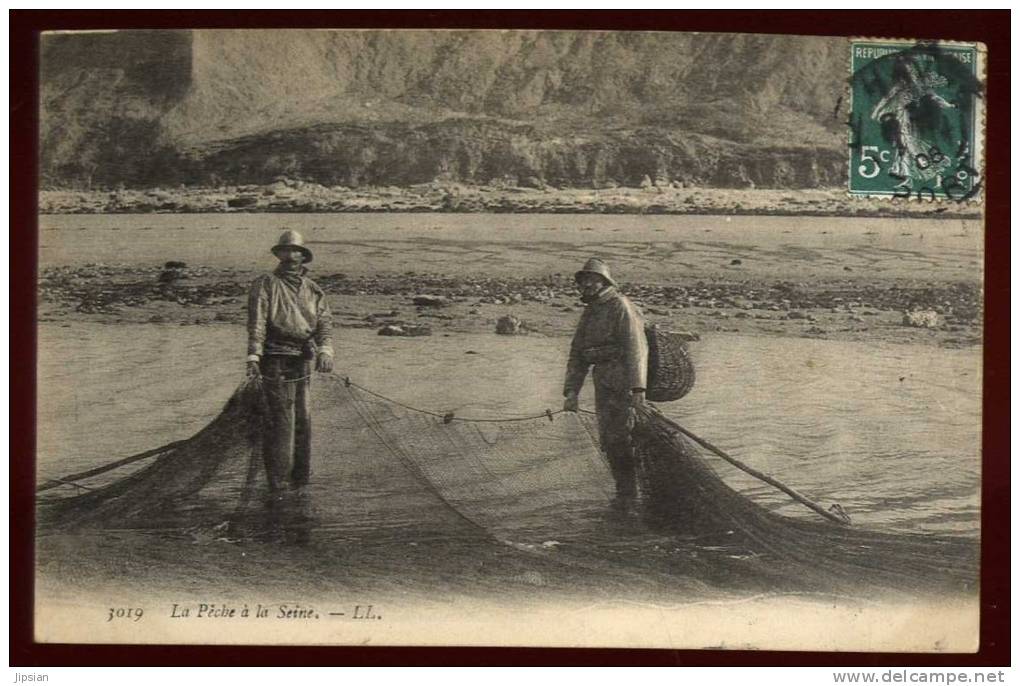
[40,30,850,190]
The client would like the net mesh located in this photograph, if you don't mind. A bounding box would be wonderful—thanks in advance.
[38,376,978,595]
[630,405,978,593]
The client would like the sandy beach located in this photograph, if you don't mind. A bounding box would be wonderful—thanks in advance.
[39,212,983,349]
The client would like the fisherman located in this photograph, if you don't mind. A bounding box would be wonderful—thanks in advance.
[562,257,648,511]
[246,229,334,496]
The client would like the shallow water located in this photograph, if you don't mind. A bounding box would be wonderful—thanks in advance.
[37,323,980,563]
[38,212,983,282]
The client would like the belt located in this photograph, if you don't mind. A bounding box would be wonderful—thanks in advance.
[265,336,316,358]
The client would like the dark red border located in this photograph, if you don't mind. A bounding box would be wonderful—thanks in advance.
[10,9,1010,667]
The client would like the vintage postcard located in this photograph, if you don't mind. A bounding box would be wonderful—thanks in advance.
[34,28,986,651]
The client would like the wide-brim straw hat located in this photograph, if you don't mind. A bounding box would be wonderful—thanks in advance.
[574,257,617,287]
[271,229,313,263]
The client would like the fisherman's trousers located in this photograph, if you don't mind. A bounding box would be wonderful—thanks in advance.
[260,355,312,491]
[593,381,637,501]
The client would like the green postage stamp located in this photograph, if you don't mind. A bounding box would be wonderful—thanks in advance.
[848,39,985,201]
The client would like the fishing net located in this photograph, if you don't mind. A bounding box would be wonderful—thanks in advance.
[630,406,978,593]
[38,374,978,596]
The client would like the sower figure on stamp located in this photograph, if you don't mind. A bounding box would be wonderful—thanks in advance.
[562,258,648,512]
[246,230,334,497]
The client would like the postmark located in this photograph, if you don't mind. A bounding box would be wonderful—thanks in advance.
[848,40,985,202]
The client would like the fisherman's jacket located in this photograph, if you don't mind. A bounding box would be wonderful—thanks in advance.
[564,286,648,396]
[247,266,334,358]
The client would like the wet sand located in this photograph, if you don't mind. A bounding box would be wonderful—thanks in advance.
[38,213,983,349]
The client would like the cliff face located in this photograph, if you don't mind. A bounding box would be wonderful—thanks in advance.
[40,30,850,190]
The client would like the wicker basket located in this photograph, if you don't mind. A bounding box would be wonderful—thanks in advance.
[645,325,696,402]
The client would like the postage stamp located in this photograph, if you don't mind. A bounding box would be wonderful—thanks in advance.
[848,39,985,201]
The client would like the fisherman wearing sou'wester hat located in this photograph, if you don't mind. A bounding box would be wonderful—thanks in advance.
[246,229,334,496]
[563,258,648,511]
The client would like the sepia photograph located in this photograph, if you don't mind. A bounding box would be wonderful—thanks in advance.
[25,22,994,654]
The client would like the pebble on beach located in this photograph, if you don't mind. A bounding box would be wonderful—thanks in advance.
[902,310,943,329]
[413,295,449,308]
[37,263,980,348]
[495,315,527,335]
[378,323,432,337]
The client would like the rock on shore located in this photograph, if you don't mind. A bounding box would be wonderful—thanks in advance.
[37,263,983,349]
[39,185,980,219]
[495,315,527,335]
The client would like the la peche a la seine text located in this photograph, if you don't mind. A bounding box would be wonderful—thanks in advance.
[159,602,381,620]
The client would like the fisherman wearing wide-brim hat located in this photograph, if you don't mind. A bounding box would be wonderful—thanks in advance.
[247,229,334,496]
[563,257,648,511]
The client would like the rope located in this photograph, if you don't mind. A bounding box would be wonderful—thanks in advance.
[38,476,97,493]
[36,373,567,494]
[343,383,494,536]
[637,407,853,526]
[585,407,849,525]
[342,383,681,587]
[35,378,252,495]
[36,441,185,493]
[251,373,311,384]
[36,370,851,528]
[332,374,565,424]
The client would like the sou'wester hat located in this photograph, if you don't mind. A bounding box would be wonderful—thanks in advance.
[271,229,313,263]
[575,257,617,287]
